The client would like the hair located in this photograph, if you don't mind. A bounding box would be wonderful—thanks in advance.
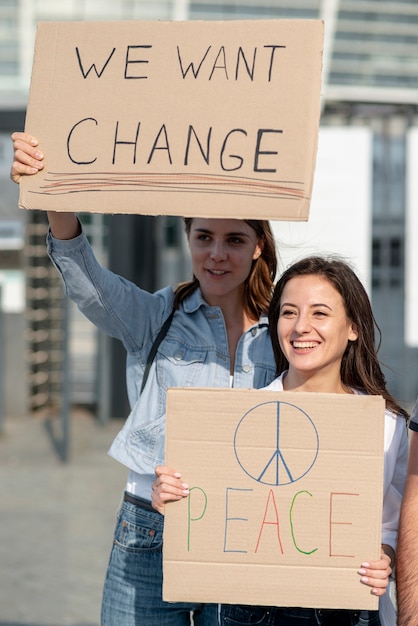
[173,218,277,320]
[268,255,408,419]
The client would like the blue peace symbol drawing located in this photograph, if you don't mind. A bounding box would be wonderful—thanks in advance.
[233,400,319,486]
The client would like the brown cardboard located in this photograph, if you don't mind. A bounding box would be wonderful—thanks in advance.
[20,19,323,220]
[163,389,384,610]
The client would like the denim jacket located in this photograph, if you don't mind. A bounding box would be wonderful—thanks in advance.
[47,229,276,477]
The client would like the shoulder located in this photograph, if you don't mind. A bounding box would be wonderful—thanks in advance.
[383,406,408,453]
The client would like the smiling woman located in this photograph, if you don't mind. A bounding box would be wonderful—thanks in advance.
[174,217,276,326]
[276,273,358,393]
[187,219,263,304]
[217,254,409,626]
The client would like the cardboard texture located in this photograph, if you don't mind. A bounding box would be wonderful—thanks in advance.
[163,389,385,610]
[21,19,323,220]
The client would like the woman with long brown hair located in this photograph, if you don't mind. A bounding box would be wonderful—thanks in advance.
[11,131,279,626]
[221,255,408,626]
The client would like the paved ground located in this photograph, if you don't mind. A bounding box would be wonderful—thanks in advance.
[0,407,127,626]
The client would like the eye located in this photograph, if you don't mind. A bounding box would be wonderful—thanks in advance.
[228,236,245,245]
[313,310,328,318]
[280,308,296,317]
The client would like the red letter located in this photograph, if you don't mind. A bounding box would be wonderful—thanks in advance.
[254,489,284,554]
[329,492,359,558]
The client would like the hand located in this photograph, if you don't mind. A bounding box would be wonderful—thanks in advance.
[151,465,190,515]
[357,547,393,596]
[11,132,79,239]
[10,132,44,184]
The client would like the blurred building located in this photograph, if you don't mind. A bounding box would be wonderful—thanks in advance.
[0,0,417,418]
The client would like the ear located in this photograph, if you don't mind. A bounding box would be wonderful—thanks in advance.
[253,239,264,260]
[348,322,358,342]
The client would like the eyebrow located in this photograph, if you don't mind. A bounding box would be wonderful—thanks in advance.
[280,302,333,310]
[193,227,251,238]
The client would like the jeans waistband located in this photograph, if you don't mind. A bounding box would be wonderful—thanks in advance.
[123,491,155,513]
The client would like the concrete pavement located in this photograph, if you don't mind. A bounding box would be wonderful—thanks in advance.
[0,408,127,626]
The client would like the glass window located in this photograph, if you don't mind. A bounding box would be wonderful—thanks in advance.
[372,238,381,267]
[390,238,402,268]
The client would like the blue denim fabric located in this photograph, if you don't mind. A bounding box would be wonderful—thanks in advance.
[220,605,381,626]
[101,496,218,625]
[47,229,276,486]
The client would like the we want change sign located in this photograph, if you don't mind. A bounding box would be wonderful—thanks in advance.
[21,19,323,220]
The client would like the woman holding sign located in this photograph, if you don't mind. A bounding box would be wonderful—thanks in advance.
[153,256,408,626]
[10,132,279,626]
[221,256,408,626]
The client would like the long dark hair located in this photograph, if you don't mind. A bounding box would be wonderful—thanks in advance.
[174,218,277,320]
[268,255,408,418]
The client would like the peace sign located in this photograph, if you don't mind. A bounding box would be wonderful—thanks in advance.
[233,401,319,486]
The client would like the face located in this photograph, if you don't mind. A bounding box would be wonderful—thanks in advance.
[188,218,263,306]
[277,275,358,386]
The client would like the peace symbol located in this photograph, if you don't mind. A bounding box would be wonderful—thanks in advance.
[233,400,319,486]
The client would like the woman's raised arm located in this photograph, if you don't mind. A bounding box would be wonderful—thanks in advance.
[11,131,80,240]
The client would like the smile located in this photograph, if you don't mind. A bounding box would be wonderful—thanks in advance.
[208,269,228,276]
[292,341,318,349]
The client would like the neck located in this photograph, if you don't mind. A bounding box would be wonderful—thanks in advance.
[283,369,351,395]
[222,305,256,337]
[203,287,257,331]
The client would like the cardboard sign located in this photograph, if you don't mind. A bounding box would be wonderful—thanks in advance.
[163,389,385,610]
[20,19,323,220]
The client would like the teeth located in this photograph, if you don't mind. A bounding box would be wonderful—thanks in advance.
[293,341,317,348]
[210,270,226,275]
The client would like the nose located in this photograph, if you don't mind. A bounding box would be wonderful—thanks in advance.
[294,312,311,334]
[210,241,227,262]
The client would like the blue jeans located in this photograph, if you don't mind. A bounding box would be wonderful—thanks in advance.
[101,493,218,626]
[220,605,381,625]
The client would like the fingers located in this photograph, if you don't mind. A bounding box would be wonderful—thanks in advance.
[151,466,189,515]
[358,557,392,596]
[155,465,179,478]
[10,132,43,184]
[153,468,189,498]
[151,485,188,515]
